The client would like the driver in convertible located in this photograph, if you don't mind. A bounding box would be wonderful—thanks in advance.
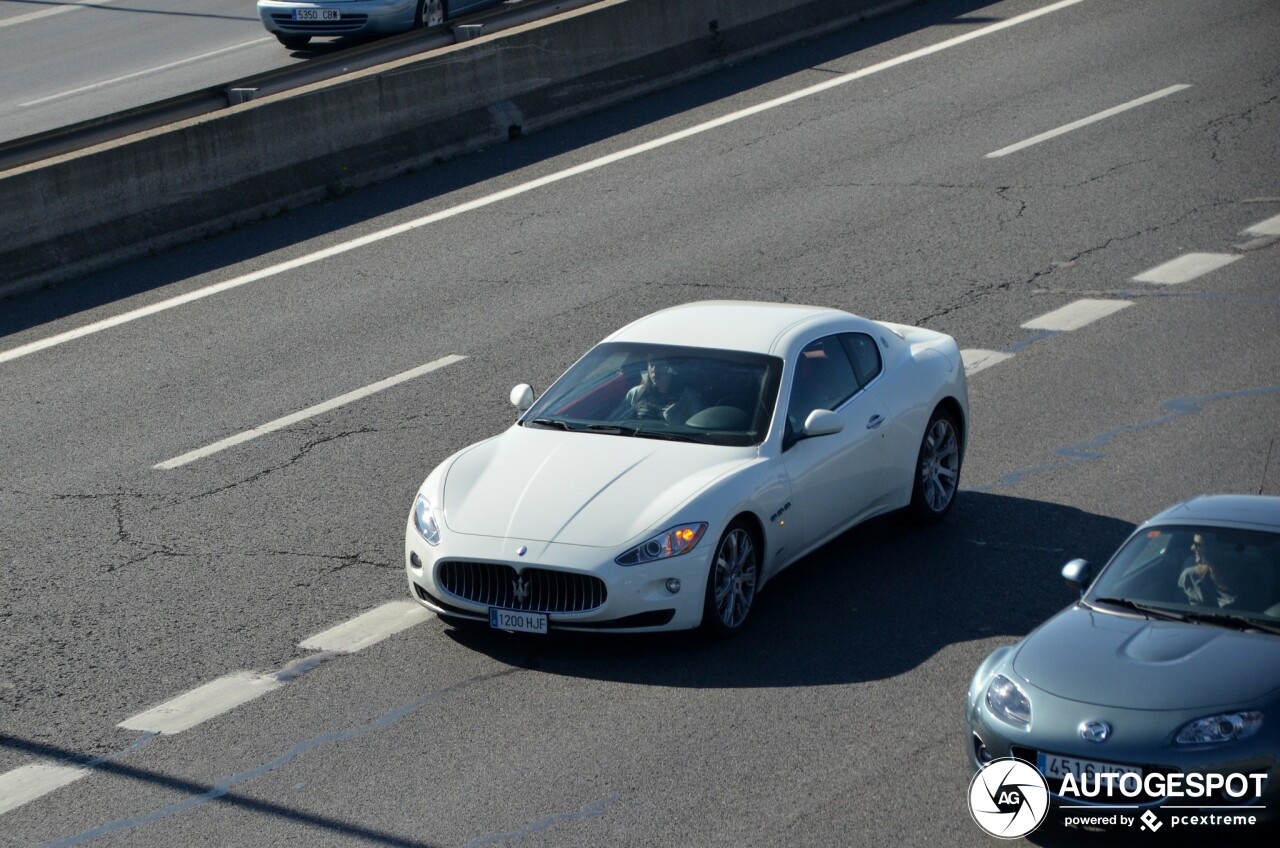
[625,357,706,422]
[1177,532,1239,607]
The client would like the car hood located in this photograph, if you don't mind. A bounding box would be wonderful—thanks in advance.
[441,425,752,547]
[1012,606,1280,710]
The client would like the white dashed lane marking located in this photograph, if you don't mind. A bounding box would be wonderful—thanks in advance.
[154,355,466,469]
[960,349,1014,376]
[1243,213,1280,236]
[0,764,88,816]
[1132,253,1241,285]
[117,672,285,735]
[1021,299,1133,332]
[986,84,1191,158]
[299,601,432,654]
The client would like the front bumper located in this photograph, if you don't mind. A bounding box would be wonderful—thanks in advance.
[405,518,712,632]
[966,675,1277,820]
[257,0,417,38]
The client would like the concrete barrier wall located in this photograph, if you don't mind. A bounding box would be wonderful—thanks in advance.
[1,0,899,299]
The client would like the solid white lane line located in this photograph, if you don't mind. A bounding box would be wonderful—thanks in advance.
[0,763,88,816]
[961,349,1014,375]
[1021,299,1132,332]
[1243,213,1280,236]
[1132,253,1240,285]
[0,0,115,30]
[0,0,1089,366]
[19,38,276,107]
[299,601,432,654]
[153,354,465,469]
[117,672,283,735]
[986,84,1191,158]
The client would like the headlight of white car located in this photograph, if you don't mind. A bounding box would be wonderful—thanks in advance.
[985,674,1032,728]
[413,494,441,546]
[1175,712,1263,745]
[615,523,707,566]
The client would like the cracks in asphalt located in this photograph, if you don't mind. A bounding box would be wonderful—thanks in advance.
[1201,93,1280,162]
[914,197,1244,326]
[185,424,380,500]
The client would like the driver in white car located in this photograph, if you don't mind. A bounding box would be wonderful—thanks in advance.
[625,357,706,422]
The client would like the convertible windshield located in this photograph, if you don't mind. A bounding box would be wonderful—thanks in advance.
[1086,525,1280,629]
[521,342,783,447]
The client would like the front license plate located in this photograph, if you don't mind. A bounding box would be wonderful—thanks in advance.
[1037,752,1142,786]
[489,608,548,634]
[293,9,340,21]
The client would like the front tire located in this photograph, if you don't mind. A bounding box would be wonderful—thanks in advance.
[908,408,961,523]
[701,520,759,637]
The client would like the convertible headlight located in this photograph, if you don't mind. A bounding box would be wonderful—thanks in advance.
[1175,712,1263,745]
[413,494,441,546]
[615,523,707,566]
[985,674,1032,728]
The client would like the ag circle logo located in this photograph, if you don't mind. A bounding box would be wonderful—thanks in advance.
[968,757,1050,838]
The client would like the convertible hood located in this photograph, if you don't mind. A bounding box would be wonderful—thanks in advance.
[441,425,751,547]
[1012,607,1280,710]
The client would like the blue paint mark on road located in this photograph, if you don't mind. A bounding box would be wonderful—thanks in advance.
[971,384,1280,491]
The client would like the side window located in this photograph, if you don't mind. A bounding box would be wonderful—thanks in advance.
[841,332,882,388]
[787,336,860,429]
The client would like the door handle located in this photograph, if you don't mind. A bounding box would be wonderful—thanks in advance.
[866,414,884,430]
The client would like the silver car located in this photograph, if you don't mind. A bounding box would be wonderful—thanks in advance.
[257,0,503,49]
[966,495,1279,825]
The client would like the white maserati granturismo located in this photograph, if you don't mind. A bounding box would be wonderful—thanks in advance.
[405,301,969,636]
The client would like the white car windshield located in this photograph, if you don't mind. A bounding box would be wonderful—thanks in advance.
[521,342,783,447]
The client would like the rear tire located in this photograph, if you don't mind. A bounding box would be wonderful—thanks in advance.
[700,519,760,638]
[908,408,961,523]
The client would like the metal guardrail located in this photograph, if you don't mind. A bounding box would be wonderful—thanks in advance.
[0,0,599,174]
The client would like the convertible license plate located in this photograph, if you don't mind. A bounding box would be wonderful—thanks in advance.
[489,608,548,634]
[1037,752,1142,785]
[293,9,340,21]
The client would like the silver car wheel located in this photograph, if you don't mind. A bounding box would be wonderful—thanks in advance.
[713,526,758,629]
[421,0,444,27]
[919,416,959,513]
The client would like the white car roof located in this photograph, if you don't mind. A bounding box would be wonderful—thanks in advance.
[603,300,868,356]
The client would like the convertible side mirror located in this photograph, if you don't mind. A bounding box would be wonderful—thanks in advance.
[802,409,843,438]
[1061,558,1093,592]
[510,384,534,411]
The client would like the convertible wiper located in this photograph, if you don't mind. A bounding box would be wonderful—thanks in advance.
[529,417,575,431]
[1181,611,1280,635]
[586,424,699,442]
[1092,597,1191,622]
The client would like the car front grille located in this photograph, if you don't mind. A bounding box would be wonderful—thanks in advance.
[270,13,369,33]
[436,560,607,614]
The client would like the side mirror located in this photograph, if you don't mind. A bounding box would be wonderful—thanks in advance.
[1061,558,1093,592]
[510,384,534,411]
[802,409,843,438]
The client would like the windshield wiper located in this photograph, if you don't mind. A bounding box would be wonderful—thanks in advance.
[1180,611,1280,635]
[587,424,638,436]
[586,424,698,442]
[529,417,574,431]
[1092,597,1191,622]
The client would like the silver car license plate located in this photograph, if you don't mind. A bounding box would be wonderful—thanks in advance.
[489,608,548,634]
[293,9,340,21]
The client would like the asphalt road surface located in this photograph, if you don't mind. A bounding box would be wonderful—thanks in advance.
[1,0,1278,845]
